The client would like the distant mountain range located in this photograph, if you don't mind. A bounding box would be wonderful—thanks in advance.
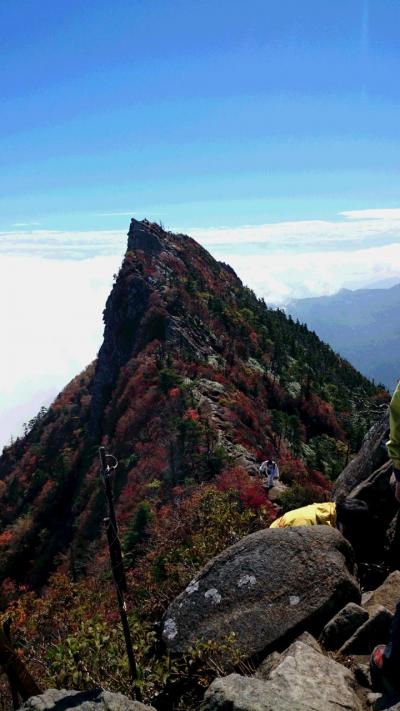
[288,283,400,391]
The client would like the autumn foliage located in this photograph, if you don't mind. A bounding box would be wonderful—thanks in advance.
[0,219,387,709]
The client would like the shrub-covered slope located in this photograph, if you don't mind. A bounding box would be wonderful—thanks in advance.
[0,219,387,706]
[0,219,385,589]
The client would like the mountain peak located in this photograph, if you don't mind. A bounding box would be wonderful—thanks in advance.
[0,219,382,591]
[127,218,165,254]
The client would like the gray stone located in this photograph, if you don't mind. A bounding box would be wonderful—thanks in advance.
[266,480,289,502]
[256,632,321,680]
[162,526,360,660]
[340,605,393,655]
[363,571,400,616]
[203,641,362,711]
[366,691,383,706]
[266,641,362,711]
[295,631,322,652]
[255,651,282,680]
[202,673,315,711]
[319,602,369,650]
[20,689,155,710]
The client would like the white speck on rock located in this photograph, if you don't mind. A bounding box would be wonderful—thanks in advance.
[238,575,257,588]
[186,580,199,595]
[164,618,178,640]
[205,588,222,604]
[289,595,300,606]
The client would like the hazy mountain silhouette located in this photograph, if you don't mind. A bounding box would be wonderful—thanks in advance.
[289,283,400,390]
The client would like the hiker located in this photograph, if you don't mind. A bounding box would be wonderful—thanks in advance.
[259,458,279,489]
[270,498,369,535]
[370,383,400,698]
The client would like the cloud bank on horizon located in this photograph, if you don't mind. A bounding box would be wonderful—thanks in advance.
[1,207,400,449]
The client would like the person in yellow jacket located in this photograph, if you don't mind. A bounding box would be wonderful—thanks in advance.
[270,498,369,546]
[270,501,337,528]
[386,381,400,503]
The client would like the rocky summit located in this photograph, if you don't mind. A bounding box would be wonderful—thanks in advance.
[0,219,394,710]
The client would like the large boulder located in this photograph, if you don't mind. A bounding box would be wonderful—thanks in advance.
[20,689,155,710]
[203,640,362,711]
[334,413,389,499]
[162,526,360,660]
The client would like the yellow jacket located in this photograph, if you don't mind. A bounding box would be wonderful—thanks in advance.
[270,502,337,528]
[387,383,400,471]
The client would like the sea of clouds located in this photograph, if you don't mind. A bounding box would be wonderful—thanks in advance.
[1,208,400,448]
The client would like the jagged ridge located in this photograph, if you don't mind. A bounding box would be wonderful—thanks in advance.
[0,219,385,589]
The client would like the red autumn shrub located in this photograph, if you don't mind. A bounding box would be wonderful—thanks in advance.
[217,466,274,513]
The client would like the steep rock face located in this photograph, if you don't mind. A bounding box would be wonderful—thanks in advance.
[89,220,169,438]
[127,218,163,254]
[162,526,360,660]
[334,412,389,499]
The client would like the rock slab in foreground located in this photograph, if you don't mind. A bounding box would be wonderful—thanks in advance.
[202,673,312,711]
[163,526,360,659]
[20,688,155,710]
[203,640,362,711]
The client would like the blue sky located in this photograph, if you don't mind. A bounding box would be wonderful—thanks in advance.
[1,0,400,230]
[1,0,400,448]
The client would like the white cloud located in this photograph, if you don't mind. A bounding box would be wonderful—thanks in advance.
[340,208,400,220]
[189,210,400,247]
[12,221,41,227]
[0,229,127,259]
[0,255,120,450]
[219,242,400,306]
